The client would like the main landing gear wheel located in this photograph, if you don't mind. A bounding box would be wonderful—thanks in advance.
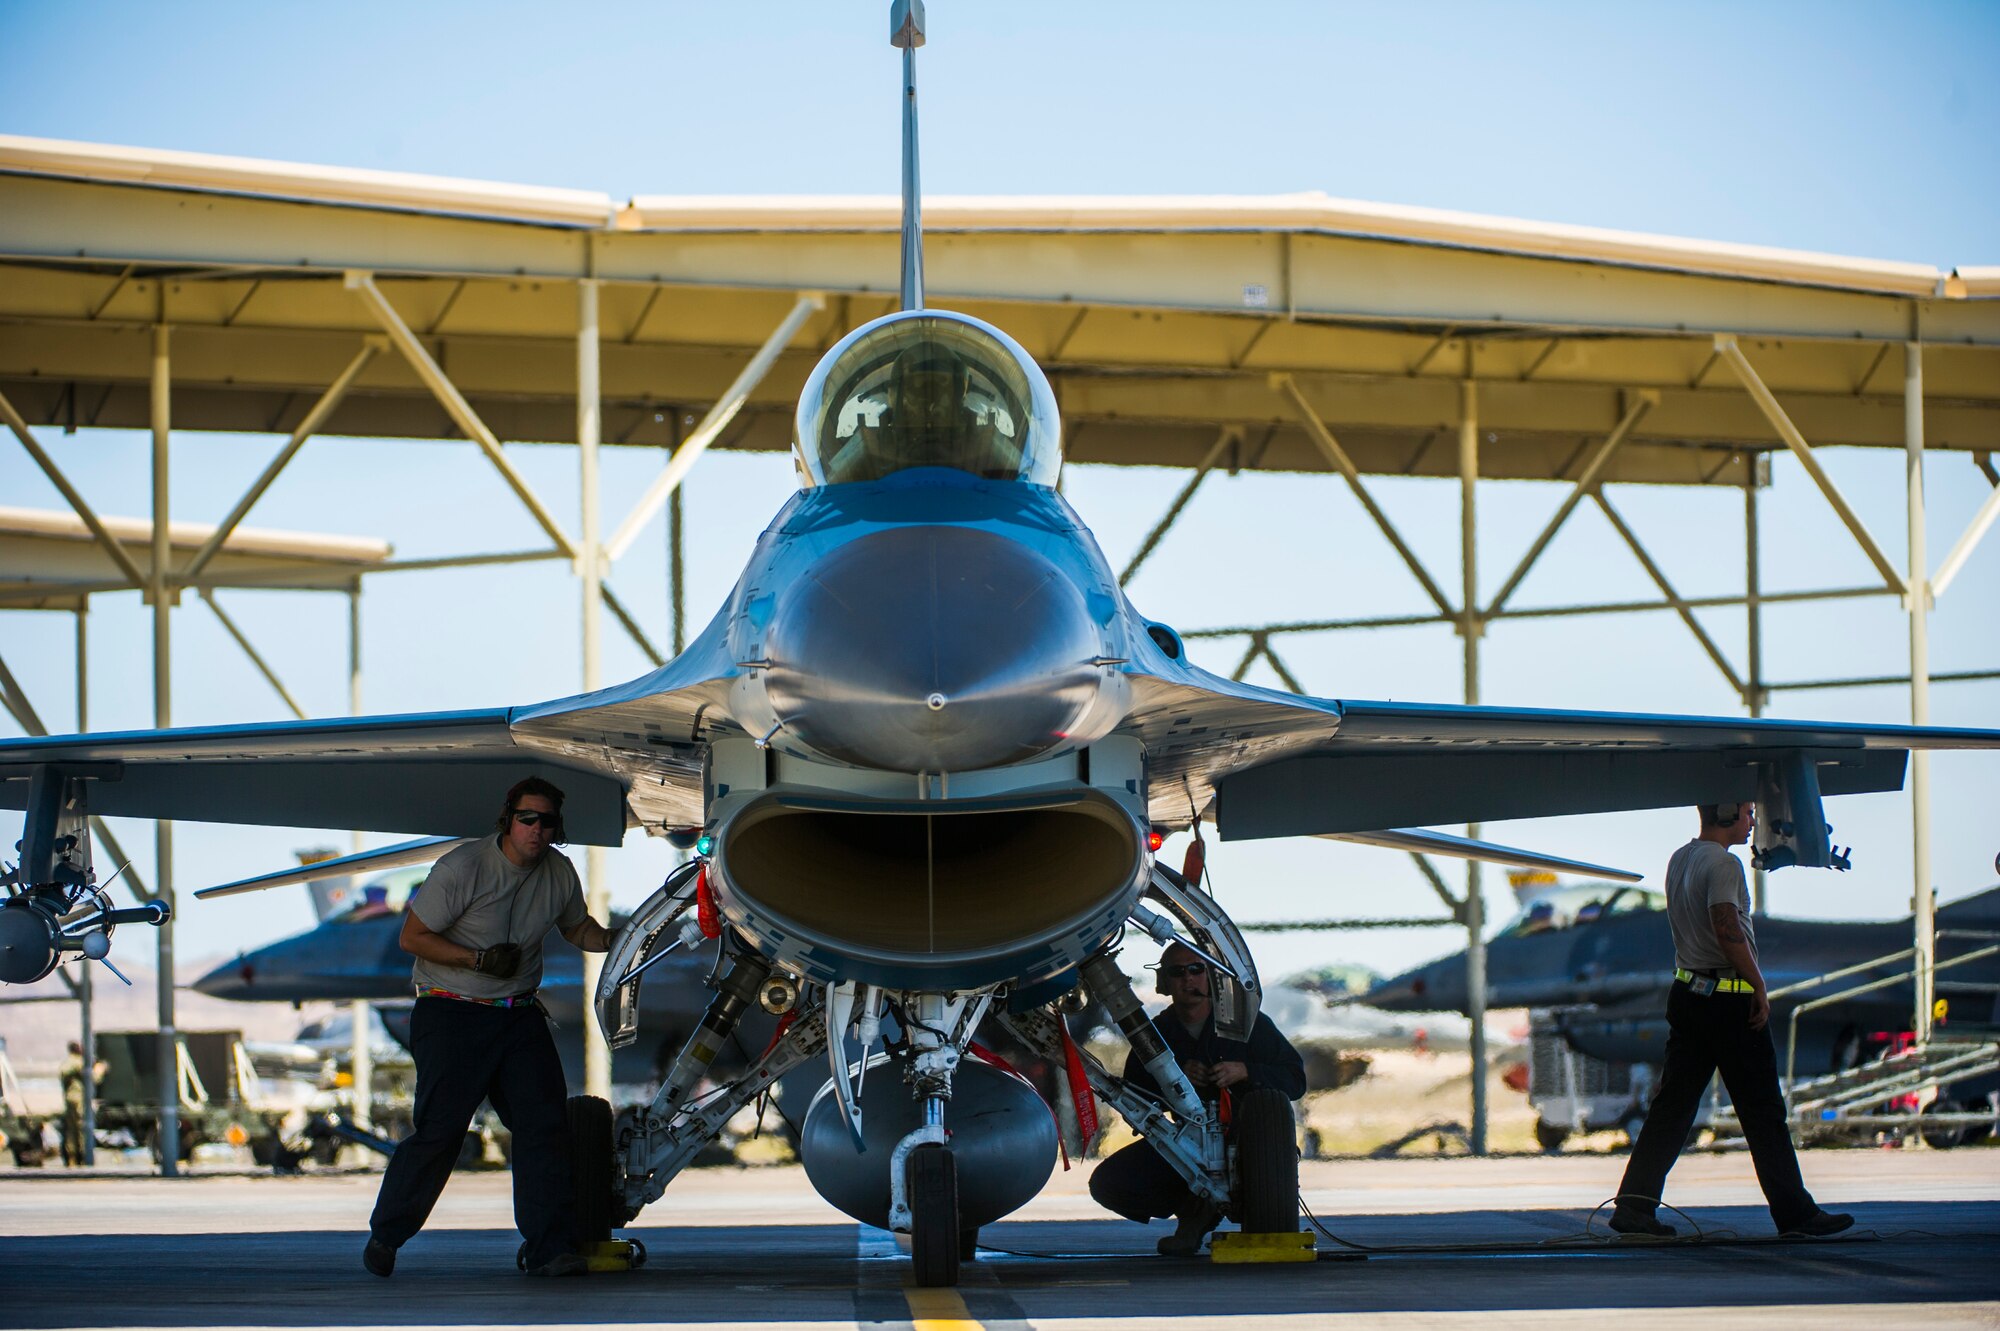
[1234,1088,1300,1234]
[907,1144,960,1287]
[567,1095,616,1246]
[1534,1118,1571,1153]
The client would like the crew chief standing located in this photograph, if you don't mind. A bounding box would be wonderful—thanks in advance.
[363,777,614,1278]
[1611,802,1851,1238]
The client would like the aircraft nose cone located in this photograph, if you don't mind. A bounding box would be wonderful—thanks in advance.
[193,953,255,999]
[764,526,1106,772]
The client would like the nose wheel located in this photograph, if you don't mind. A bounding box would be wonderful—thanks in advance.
[907,1144,960,1287]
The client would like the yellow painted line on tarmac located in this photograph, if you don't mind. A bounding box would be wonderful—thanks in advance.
[902,1285,984,1330]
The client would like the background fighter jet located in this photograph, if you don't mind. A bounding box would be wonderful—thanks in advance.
[5,2,2000,1288]
[1364,880,2000,1077]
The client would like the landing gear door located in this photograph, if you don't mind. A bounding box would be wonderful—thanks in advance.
[1145,864,1261,1042]
[595,860,703,1051]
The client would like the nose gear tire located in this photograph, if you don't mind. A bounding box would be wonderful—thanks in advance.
[1234,1088,1300,1234]
[567,1095,616,1245]
[908,1144,961,1287]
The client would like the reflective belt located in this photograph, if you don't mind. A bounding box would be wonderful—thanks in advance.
[1675,967,1754,995]
[418,986,540,1008]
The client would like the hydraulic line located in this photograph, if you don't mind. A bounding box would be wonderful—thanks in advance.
[657,950,772,1108]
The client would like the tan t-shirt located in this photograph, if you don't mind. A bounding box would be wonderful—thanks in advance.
[409,835,586,999]
[1664,837,1758,974]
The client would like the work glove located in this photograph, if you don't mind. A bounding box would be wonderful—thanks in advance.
[473,943,522,980]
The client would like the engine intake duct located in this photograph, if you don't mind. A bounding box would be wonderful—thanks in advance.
[711,786,1144,989]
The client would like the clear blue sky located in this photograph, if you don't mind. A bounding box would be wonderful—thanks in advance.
[2,1,1997,983]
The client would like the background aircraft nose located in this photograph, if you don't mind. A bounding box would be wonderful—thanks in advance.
[193,952,257,1000]
[764,525,1107,773]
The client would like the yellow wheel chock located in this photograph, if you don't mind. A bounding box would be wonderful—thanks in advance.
[1208,1229,1317,1263]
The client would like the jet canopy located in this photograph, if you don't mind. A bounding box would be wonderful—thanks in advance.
[793,310,1061,487]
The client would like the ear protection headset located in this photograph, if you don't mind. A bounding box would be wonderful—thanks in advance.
[1714,802,1743,827]
[1155,966,1171,997]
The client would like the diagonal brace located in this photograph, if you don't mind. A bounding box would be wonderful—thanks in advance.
[602,584,666,667]
[1120,427,1239,585]
[1714,336,1906,596]
[1485,391,1656,617]
[1409,853,1466,920]
[1595,494,1746,698]
[199,590,307,720]
[0,387,148,589]
[347,271,577,559]
[1932,457,2000,600]
[605,293,824,563]
[182,342,381,581]
[1272,374,1455,615]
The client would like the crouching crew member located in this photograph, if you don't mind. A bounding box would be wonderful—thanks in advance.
[1090,942,1307,1255]
[1611,802,1852,1239]
[362,776,614,1278]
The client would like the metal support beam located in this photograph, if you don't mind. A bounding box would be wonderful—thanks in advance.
[1906,342,1934,1045]
[1932,454,2000,600]
[346,271,578,559]
[150,319,178,1178]
[1272,373,1455,615]
[577,275,611,1101]
[669,485,686,657]
[0,386,149,588]
[1484,391,1656,617]
[1408,852,1465,917]
[1595,494,1747,697]
[602,585,666,667]
[1459,379,1488,1158]
[1746,472,1767,913]
[181,341,381,581]
[605,292,823,564]
[347,583,370,1134]
[1119,428,1238,585]
[1714,335,1908,597]
[197,590,307,720]
[1257,635,1306,694]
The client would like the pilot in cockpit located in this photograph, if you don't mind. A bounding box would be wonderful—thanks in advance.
[824,343,1024,483]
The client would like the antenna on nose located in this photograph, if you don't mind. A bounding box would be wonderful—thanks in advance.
[891,0,926,312]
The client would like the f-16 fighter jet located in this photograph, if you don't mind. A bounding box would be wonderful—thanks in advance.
[4,1,1999,1287]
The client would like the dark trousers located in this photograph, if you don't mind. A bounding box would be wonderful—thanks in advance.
[1618,980,1816,1228]
[369,997,578,1265]
[1091,1139,1197,1223]
[59,1108,84,1167]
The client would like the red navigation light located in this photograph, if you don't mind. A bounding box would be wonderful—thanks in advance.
[1146,828,1165,852]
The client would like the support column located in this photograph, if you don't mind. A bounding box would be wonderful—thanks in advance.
[1459,379,1488,1157]
[76,606,94,1165]
[1745,469,1767,914]
[577,278,611,1100]
[347,584,371,1133]
[668,413,686,657]
[150,319,178,1177]
[1906,341,1934,1044]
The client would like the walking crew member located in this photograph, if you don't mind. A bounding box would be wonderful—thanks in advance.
[1611,803,1852,1238]
[363,776,614,1278]
[1090,942,1306,1255]
[58,1040,101,1168]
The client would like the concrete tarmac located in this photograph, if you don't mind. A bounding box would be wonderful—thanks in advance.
[2,1151,1995,1329]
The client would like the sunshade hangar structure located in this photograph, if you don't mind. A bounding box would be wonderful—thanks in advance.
[1,130,1997,1171]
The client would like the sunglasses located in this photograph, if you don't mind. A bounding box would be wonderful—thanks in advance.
[1158,962,1208,979]
[511,810,558,827]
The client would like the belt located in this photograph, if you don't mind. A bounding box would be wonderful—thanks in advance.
[418,985,540,1008]
[1675,967,1754,995]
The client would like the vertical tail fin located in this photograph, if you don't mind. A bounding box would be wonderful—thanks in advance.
[891,0,926,312]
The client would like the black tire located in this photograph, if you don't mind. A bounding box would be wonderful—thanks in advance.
[1234,1088,1299,1234]
[907,1144,960,1288]
[1534,1118,1570,1154]
[958,1227,979,1262]
[568,1095,616,1245]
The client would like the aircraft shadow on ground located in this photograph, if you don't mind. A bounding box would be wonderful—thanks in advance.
[3,1203,1997,1326]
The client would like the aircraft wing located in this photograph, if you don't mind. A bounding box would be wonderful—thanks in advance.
[1125,663,2000,841]
[0,618,738,843]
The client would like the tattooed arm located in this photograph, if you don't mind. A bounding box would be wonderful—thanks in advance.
[1708,903,1770,1030]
